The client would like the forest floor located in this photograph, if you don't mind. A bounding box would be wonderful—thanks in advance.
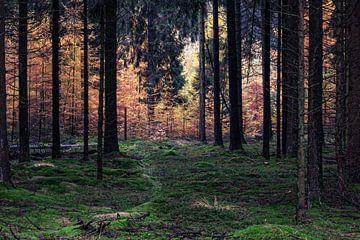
[1,140,360,239]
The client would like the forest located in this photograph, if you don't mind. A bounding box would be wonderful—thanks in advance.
[0,0,359,239]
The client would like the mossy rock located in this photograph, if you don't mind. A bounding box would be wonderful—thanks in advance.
[231,224,320,240]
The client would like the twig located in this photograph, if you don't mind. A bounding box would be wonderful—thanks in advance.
[25,216,43,231]
[8,225,20,240]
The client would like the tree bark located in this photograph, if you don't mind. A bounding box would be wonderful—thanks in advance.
[104,0,119,153]
[83,0,89,161]
[199,2,206,142]
[346,0,360,182]
[307,0,323,204]
[262,0,271,160]
[296,0,306,223]
[97,9,105,180]
[0,0,11,183]
[276,0,282,159]
[52,0,61,159]
[235,0,246,144]
[227,0,242,150]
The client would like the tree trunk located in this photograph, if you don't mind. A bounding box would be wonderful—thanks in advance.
[199,2,206,142]
[52,0,61,159]
[262,0,271,160]
[334,0,346,193]
[213,0,223,146]
[0,0,11,183]
[307,0,323,204]
[19,0,29,162]
[346,0,360,182]
[296,0,306,223]
[104,0,119,153]
[227,0,242,151]
[282,0,299,156]
[83,0,89,161]
[235,0,246,144]
[276,0,282,159]
[97,9,105,180]
[146,1,156,138]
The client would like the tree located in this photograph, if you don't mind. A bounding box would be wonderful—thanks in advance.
[199,1,206,142]
[83,0,89,161]
[282,0,299,156]
[235,0,246,144]
[52,0,61,159]
[346,0,360,182]
[296,0,306,223]
[104,0,119,153]
[19,0,30,162]
[213,0,223,146]
[97,6,105,180]
[307,0,323,204]
[0,0,11,183]
[276,0,282,159]
[226,0,242,151]
[262,0,271,160]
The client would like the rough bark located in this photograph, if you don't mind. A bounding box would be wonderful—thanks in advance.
[104,0,119,153]
[19,0,30,162]
[296,0,306,223]
[83,0,89,161]
[307,0,323,204]
[199,2,206,142]
[52,0,61,159]
[0,0,11,183]
[346,0,360,182]
[213,0,223,146]
[227,0,242,150]
[262,0,271,160]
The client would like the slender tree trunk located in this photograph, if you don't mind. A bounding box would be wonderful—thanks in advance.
[262,0,271,160]
[199,2,206,142]
[307,0,323,204]
[213,0,223,146]
[104,0,119,153]
[19,0,29,162]
[334,0,346,193]
[235,0,246,144]
[124,107,128,141]
[281,0,288,156]
[227,0,242,150]
[0,0,11,183]
[146,1,156,138]
[276,0,282,159]
[346,0,360,182]
[296,0,306,223]
[52,0,61,159]
[97,9,105,180]
[83,0,89,161]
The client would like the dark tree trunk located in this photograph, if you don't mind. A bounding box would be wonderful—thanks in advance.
[0,0,11,183]
[97,9,105,180]
[83,0,89,161]
[307,0,323,204]
[296,0,306,223]
[276,0,282,159]
[262,0,271,160]
[52,0,61,159]
[334,0,346,192]
[282,0,299,156]
[235,0,246,144]
[227,0,242,150]
[199,2,206,142]
[213,0,223,146]
[104,0,119,153]
[346,0,360,182]
[19,0,29,162]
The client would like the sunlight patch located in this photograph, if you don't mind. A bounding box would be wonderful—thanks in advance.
[191,196,238,211]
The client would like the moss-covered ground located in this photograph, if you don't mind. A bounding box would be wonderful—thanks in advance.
[1,140,360,239]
